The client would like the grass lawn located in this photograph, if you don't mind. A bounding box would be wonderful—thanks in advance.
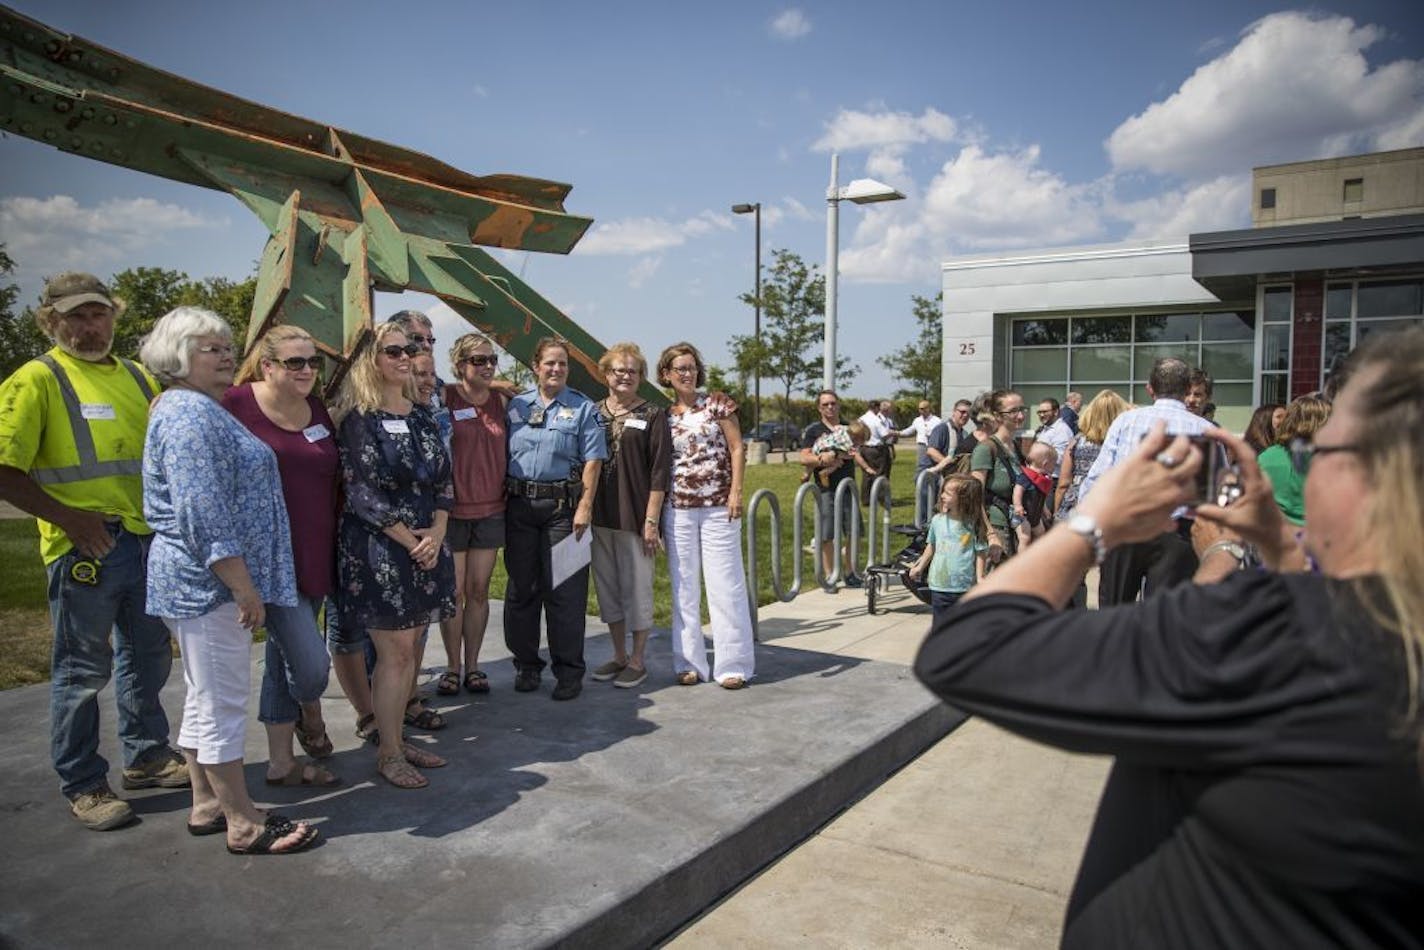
[0,454,924,690]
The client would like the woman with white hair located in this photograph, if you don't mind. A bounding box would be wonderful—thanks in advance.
[333,321,454,789]
[141,306,317,855]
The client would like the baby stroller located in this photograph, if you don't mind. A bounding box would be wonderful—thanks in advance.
[864,524,933,615]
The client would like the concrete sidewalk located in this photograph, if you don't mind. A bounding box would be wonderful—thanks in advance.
[0,577,1106,948]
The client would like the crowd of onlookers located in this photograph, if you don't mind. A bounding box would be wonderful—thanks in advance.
[3,270,1421,939]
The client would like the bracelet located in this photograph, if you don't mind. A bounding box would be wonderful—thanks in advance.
[645,517,659,527]
[1200,539,1248,569]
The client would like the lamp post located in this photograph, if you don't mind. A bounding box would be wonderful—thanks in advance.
[823,153,905,392]
[731,201,761,436]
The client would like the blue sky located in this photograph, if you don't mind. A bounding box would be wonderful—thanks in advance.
[3,0,1422,396]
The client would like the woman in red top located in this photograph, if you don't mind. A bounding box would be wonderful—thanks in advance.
[435,333,509,696]
[224,325,340,787]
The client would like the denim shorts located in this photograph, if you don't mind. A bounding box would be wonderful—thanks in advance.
[447,513,505,551]
[815,485,860,540]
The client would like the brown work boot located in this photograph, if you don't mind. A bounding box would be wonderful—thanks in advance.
[121,747,191,790]
[70,785,136,831]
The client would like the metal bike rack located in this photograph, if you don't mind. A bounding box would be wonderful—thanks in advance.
[913,468,942,528]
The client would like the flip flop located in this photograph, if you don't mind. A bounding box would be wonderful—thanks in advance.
[463,670,490,694]
[435,671,461,696]
[186,814,227,836]
[226,814,319,855]
[264,761,342,787]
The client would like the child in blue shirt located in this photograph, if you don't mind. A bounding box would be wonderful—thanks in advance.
[909,474,990,620]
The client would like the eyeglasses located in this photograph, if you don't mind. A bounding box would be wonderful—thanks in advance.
[195,344,233,356]
[461,355,498,367]
[1287,436,1360,476]
[406,333,435,346]
[999,406,1026,416]
[608,367,639,377]
[380,343,420,358]
[1036,409,1054,416]
[820,401,838,408]
[669,364,698,376]
[272,355,324,371]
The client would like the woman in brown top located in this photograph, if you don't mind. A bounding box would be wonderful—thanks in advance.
[589,343,671,689]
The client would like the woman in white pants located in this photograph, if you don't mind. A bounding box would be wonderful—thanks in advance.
[656,343,755,688]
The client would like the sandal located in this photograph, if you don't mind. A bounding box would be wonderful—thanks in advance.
[463,670,490,694]
[226,814,319,855]
[186,814,227,837]
[404,699,446,731]
[435,671,461,696]
[264,761,342,787]
[295,712,334,759]
[355,713,379,745]
[377,753,428,790]
[402,743,447,769]
[677,671,700,686]
[720,676,747,690]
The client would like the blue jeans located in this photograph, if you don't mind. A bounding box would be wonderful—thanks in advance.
[46,529,174,798]
[930,590,962,624]
[259,596,331,724]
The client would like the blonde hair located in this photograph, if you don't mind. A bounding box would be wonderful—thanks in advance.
[448,332,495,368]
[598,342,648,379]
[1347,327,1424,729]
[235,324,316,385]
[331,321,416,422]
[1274,395,1331,445]
[941,474,990,545]
[1078,389,1131,444]
[846,421,870,445]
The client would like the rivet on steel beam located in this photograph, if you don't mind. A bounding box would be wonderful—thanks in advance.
[103,114,118,125]
[90,143,104,153]
[70,138,82,149]
[55,100,72,113]
[29,93,45,103]
[42,128,56,140]
[81,107,96,119]
[66,51,82,63]
[19,122,33,133]
[111,150,125,160]
[108,68,120,79]
[44,40,60,54]
[22,31,35,42]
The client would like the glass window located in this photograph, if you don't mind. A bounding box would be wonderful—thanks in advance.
[1134,313,1200,343]
[1325,284,1352,321]
[1131,384,1153,406]
[1134,344,1197,376]
[1011,319,1067,346]
[1210,383,1253,410]
[1356,317,1424,344]
[1013,384,1065,413]
[1260,374,1287,405]
[1011,347,1067,380]
[1261,325,1290,373]
[1357,280,1422,319]
[1263,287,1291,323]
[1342,178,1363,203]
[1200,342,1254,380]
[1070,316,1131,344]
[1201,311,1254,341]
[1260,188,1276,210]
[1070,346,1131,381]
[1323,323,1352,377]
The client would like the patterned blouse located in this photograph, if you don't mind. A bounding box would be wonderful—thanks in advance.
[144,388,296,619]
[1056,434,1101,519]
[668,394,734,509]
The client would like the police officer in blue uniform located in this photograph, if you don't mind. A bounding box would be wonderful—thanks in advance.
[504,337,608,700]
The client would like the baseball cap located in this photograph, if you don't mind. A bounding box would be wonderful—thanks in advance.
[42,272,116,314]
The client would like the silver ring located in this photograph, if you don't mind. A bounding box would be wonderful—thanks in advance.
[1154,451,1179,468]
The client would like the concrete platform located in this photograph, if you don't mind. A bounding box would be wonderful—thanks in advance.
[0,588,962,949]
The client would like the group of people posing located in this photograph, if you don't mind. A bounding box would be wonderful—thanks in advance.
[0,271,755,855]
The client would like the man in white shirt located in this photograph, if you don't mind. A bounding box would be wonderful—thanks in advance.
[856,400,895,506]
[1033,398,1074,458]
[897,400,942,469]
[1078,357,1214,605]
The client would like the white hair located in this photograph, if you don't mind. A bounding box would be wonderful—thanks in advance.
[138,306,232,384]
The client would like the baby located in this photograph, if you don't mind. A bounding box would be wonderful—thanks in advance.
[1012,441,1058,551]
[802,421,870,488]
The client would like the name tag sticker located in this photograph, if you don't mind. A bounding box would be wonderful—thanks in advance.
[623,418,647,430]
[382,419,410,435]
[453,407,478,422]
[302,423,330,442]
[80,403,116,421]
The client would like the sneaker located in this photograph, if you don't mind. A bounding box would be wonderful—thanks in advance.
[551,680,582,701]
[613,665,647,689]
[122,747,191,790]
[514,669,542,693]
[591,660,627,682]
[70,786,136,831]
[843,573,864,588]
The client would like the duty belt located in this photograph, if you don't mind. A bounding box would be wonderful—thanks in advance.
[506,477,578,500]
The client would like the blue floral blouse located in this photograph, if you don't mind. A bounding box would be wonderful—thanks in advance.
[144,388,297,619]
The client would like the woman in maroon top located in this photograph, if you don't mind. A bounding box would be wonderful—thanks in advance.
[435,333,509,696]
[224,325,340,787]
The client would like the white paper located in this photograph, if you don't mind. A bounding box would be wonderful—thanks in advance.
[452,406,478,421]
[550,529,593,588]
[302,423,331,442]
[622,418,647,430]
[382,418,410,434]
[80,403,116,420]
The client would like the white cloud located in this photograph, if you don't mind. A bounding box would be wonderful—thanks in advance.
[769,8,811,40]
[0,194,221,275]
[813,107,957,153]
[1107,12,1424,179]
[471,84,490,98]
[627,255,662,288]
[1115,175,1252,240]
[576,210,733,255]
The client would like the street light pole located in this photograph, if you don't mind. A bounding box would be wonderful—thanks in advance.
[822,153,906,394]
[731,201,762,435]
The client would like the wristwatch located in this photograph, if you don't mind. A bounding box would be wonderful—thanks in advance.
[1067,513,1107,565]
[1201,539,1248,570]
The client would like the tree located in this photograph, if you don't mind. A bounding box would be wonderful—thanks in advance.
[0,246,49,378]
[108,267,256,359]
[729,248,857,420]
[877,292,943,401]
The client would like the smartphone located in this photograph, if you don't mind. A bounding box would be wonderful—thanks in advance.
[1185,435,1240,508]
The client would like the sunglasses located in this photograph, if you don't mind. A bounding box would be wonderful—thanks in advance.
[406,333,435,346]
[461,354,498,367]
[272,355,324,371]
[1287,436,1359,476]
[380,343,420,358]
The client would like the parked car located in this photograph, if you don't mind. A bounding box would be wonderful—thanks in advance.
[752,420,803,450]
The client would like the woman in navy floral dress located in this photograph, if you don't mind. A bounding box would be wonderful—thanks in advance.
[334,321,455,789]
